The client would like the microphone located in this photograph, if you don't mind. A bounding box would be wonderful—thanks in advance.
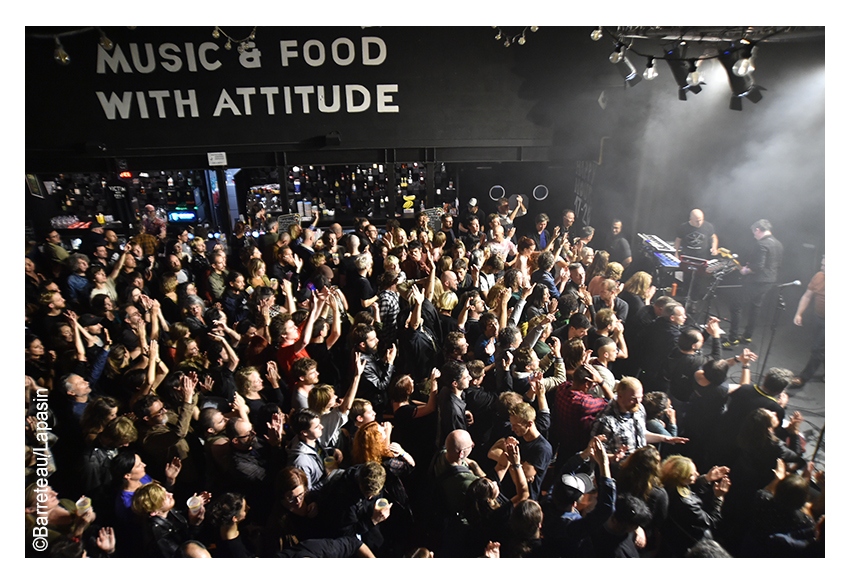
[776,280,802,288]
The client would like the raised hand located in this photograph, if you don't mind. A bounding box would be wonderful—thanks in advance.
[772,458,787,483]
[354,351,367,377]
[266,361,281,386]
[266,412,286,447]
[705,465,730,483]
[549,336,562,356]
[198,374,214,394]
[96,527,116,554]
[505,439,521,466]
[181,371,198,402]
[164,457,182,483]
[386,343,398,365]
[713,476,731,498]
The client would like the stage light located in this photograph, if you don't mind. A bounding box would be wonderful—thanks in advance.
[643,58,658,80]
[665,48,704,101]
[719,47,765,110]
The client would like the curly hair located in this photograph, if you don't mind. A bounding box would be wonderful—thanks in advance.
[351,421,391,464]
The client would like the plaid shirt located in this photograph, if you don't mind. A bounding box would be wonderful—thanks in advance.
[590,400,648,457]
[377,289,399,347]
[552,382,607,456]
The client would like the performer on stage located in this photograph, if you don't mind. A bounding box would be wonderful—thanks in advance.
[673,209,718,260]
[673,209,718,311]
[724,219,783,348]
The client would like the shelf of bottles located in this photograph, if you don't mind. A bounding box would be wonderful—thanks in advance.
[44,170,199,227]
[281,164,390,221]
[396,161,458,217]
[249,162,457,223]
[45,173,116,227]
[130,170,199,213]
[248,183,284,215]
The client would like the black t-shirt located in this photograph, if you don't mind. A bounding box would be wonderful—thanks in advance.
[676,221,716,259]
[608,236,632,264]
[344,274,375,315]
[683,381,730,440]
[501,434,553,501]
[211,533,252,558]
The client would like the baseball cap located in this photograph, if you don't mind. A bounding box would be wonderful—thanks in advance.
[555,472,595,497]
[468,198,478,208]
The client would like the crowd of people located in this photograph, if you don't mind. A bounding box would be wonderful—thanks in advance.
[24,197,824,558]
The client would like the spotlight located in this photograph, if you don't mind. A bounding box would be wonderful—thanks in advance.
[591,27,603,41]
[733,46,755,76]
[665,48,703,101]
[643,57,658,81]
[609,43,624,63]
[686,60,703,87]
[719,48,765,110]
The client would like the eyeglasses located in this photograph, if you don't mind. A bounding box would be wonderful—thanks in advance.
[237,429,257,440]
[287,492,305,505]
[148,405,167,417]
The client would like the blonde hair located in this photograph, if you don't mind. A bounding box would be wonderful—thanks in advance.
[660,455,696,488]
[509,401,536,423]
[131,481,168,515]
[436,291,459,312]
[623,271,653,299]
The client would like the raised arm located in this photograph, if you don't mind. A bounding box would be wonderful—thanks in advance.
[292,291,326,354]
[326,292,342,349]
[339,352,366,415]
[508,195,525,223]
[505,439,530,506]
[68,312,87,362]
[280,278,297,316]
[108,249,129,281]
[423,255,437,303]
[413,368,440,419]
[407,285,425,331]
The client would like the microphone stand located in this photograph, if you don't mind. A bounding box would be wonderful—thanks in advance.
[757,288,786,383]
[699,272,724,324]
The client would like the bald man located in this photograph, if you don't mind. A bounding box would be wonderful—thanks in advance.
[430,429,486,515]
[674,209,718,260]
